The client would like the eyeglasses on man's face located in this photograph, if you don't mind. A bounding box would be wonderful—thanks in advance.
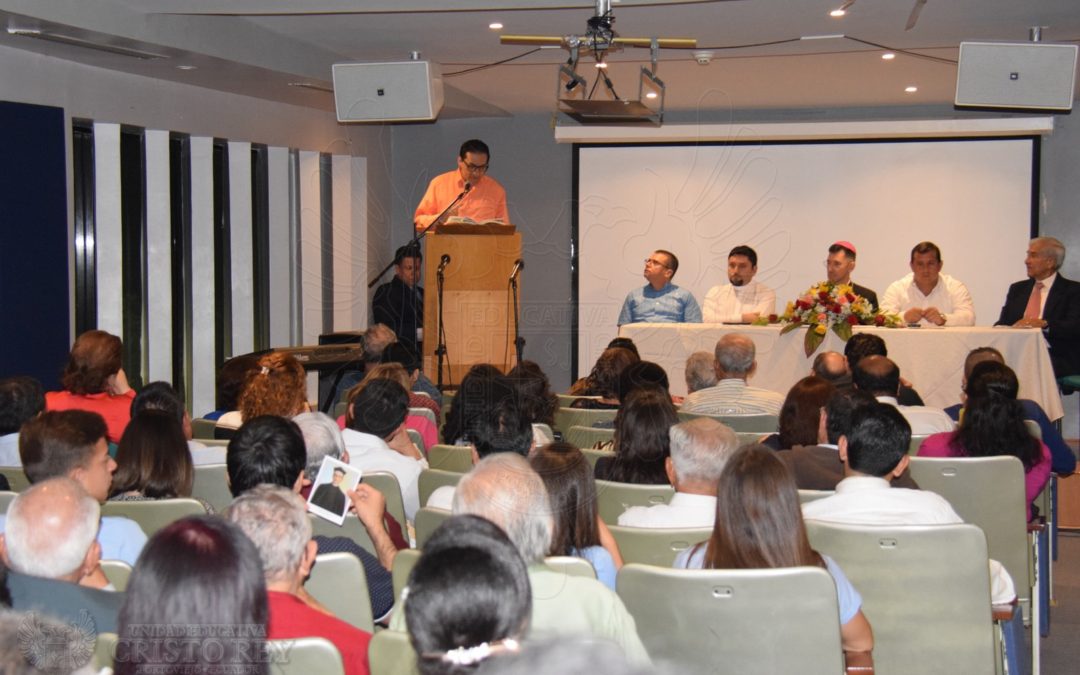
[644,258,670,269]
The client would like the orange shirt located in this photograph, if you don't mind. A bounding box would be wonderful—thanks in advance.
[45,389,135,443]
[413,170,509,229]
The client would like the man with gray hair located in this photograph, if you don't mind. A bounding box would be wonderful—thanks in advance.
[444,453,649,664]
[997,236,1080,377]
[681,333,784,415]
[684,351,718,395]
[0,477,124,632]
[225,484,372,675]
[618,418,738,528]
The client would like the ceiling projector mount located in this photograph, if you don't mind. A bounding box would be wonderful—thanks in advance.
[500,0,696,125]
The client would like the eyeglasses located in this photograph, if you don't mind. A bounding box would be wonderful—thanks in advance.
[644,258,670,269]
[461,161,489,173]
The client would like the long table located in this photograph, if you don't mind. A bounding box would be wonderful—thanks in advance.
[618,324,1064,420]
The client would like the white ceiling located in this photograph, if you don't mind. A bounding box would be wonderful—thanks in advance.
[3,0,1079,118]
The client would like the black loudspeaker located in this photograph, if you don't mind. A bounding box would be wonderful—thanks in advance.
[955,42,1077,111]
[332,61,444,122]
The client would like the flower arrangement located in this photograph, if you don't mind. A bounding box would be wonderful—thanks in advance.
[760,281,901,356]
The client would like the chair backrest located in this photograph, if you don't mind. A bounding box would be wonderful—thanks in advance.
[907,456,1031,613]
[199,438,230,447]
[368,628,417,675]
[439,390,455,431]
[596,479,675,524]
[100,559,133,591]
[308,513,377,557]
[554,407,617,434]
[93,632,118,671]
[191,463,233,513]
[1023,419,1041,440]
[363,471,408,531]
[908,434,928,455]
[617,564,845,674]
[675,411,779,433]
[806,521,995,675]
[798,489,835,504]
[100,498,209,535]
[409,407,437,425]
[564,425,615,449]
[545,555,597,579]
[533,422,555,444]
[0,490,17,512]
[333,401,348,419]
[426,445,473,473]
[558,393,595,407]
[268,636,345,675]
[306,552,374,632]
[190,417,218,439]
[391,548,422,603]
[608,525,711,567]
[0,466,29,492]
[414,507,451,547]
[418,469,463,507]
[405,428,426,454]
[581,447,613,469]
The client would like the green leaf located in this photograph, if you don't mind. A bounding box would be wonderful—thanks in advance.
[804,328,824,357]
[780,322,801,336]
[832,321,852,341]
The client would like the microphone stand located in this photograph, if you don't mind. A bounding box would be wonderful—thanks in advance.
[436,261,448,388]
[510,267,525,365]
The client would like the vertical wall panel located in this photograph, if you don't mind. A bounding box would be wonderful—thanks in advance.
[267,146,293,347]
[332,155,368,331]
[298,150,323,345]
[93,122,123,336]
[189,137,216,416]
[144,129,172,382]
[228,140,254,356]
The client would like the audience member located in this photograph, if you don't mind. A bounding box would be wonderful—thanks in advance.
[918,362,1051,521]
[16,410,146,565]
[476,638,648,675]
[843,333,923,405]
[684,351,718,395]
[681,333,784,415]
[507,360,559,444]
[131,380,223,465]
[1,478,123,632]
[202,353,260,420]
[881,241,975,326]
[110,410,211,511]
[45,330,134,443]
[405,515,531,674]
[216,351,308,434]
[810,351,851,391]
[381,342,440,417]
[363,323,398,364]
[618,249,702,325]
[530,443,622,589]
[347,363,438,451]
[0,376,44,467]
[852,356,954,435]
[569,348,638,409]
[373,243,423,354]
[825,241,878,311]
[762,376,835,450]
[803,402,1015,604]
[606,337,640,359]
[225,485,371,675]
[114,516,267,675]
[616,361,670,401]
[594,389,677,485]
[618,418,737,528]
[442,364,508,444]
[702,245,777,324]
[675,445,873,653]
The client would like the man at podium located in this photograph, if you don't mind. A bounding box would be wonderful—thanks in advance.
[413,139,509,230]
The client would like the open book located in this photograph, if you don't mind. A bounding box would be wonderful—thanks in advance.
[445,216,507,226]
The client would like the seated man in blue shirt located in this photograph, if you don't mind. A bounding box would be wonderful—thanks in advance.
[617,250,702,325]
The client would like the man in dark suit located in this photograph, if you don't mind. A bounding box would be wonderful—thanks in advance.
[310,467,348,515]
[827,241,878,311]
[996,236,1080,378]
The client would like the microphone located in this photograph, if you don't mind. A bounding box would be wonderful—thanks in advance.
[438,254,451,274]
[463,182,472,193]
[509,258,524,282]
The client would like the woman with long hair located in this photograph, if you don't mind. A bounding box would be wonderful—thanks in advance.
[763,376,836,450]
[508,360,559,446]
[46,329,134,443]
[593,388,678,485]
[675,444,873,653]
[530,442,622,589]
[568,347,639,409]
[110,410,211,512]
[918,361,1051,520]
[441,364,508,445]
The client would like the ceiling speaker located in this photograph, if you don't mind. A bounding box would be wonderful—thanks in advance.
[332,61,444,123]
[955,42,1077,111]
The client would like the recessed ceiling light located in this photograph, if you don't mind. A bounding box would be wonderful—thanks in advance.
[489,22,503,30]
[881,52,896,61]
[645,91,658,99]
[176,64,197,70]
[830,9,846,18]
[905,85,918,93]
[595,61,608,69]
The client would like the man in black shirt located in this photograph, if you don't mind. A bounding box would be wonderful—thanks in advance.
[372,244,423,352]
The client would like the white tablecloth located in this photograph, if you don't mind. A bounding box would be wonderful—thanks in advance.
[619,324,1064,420]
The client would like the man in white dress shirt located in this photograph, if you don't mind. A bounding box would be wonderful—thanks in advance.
[881,241,975,326]
[702,246,776,324]
[852,355,955,435]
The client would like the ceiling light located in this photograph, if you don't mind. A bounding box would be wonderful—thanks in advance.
[881,52,896,60]
[905,85,918,93]
[595,61,608,69]
[176,64,197,71]
[645,91,658,99]
[489,22,503,30]
[830,9,846,18]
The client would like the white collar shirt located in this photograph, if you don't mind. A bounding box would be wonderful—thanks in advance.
[880,272,975,326]
[702,281,776,324]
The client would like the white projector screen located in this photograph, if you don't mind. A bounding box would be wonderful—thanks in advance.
[575,137,1037,376]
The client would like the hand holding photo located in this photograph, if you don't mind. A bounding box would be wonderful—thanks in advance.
[307,456,361,525]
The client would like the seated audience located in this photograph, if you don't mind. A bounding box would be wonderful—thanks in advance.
[381,342,440,418]
[227,415,397,619]
[802,402,1015,604]
[114,516,266,675]
[15,410,146,565]
[675,445,873,653]
[507,360,559,445]
[568,347,639,408]
[618,418,737,529]
[404,515,531,674]
[810,351,851,391]
[109,409,212,512]
[216,351,309,434]
[617,361,671,401]
[918,362,1052,521]
[1,478,123,632]
[852,356,954,435]
[347,363,438,451]
[45,330,134,443]
[680,333,784,416]
[201,353,259,421]
[943,346,1076,475]
[762,376,836,450]
[225,485,371,675]
[844,333,923,405]
[442,364,507,445]
[684,351,718,395]
[132,380,222,465]
[530,443,622,589]
[567,339,641,395]
[343,379,428,520]
[594,389,678,485]
[0,376,44,467]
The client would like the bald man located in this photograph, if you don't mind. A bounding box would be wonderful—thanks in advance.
[681,333,784,416]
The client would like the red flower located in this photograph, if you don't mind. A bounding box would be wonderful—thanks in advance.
[831,304,842,314]
[768,314,778,323]
[874,314,886,326]
[796,300,811,310]
[818,291,830,302]
[846,293,856,303]
[847,314,860,325]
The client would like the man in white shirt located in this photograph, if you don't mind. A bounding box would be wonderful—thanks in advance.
[802,402,1014,604]
[852,355,954,435]
[342,379,428,520]
[618,418,737,528]
[881,241,975,326]
[702,246,776,324]
[681,333,785,416]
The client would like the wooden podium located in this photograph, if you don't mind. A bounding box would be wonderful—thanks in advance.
[422,225,521,385]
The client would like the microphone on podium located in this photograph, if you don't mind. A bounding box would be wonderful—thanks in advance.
[438,254,451,274]
[509,258,524,282]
